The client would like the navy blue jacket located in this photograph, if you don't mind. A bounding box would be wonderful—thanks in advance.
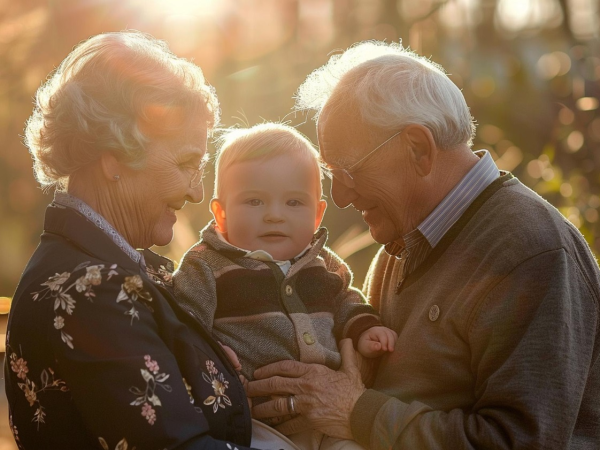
[5,203,255,449]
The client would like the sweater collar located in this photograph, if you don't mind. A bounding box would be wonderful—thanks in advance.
[200,221,328,275]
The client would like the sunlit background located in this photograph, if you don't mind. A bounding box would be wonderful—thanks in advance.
[0,0,599,447]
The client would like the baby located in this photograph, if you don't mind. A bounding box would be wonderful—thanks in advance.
[174,123,397,448]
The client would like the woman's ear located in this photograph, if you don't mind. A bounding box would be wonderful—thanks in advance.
[403,124,437,177]
[314,199,327,230]
[100,152,123,182]
[210,198,227,233]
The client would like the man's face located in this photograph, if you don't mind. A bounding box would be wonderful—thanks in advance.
[317,102,426,245]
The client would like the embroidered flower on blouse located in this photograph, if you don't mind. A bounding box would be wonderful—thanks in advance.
[31,261,120,349]
[75,265,106,294]
[54,316,65,330]
[99,437,137,450]
[41,272,70,291]
[206,360,218,375]
[117,275,153,324]
[202,359,232,413]
[144,355,159,374]
[7,347,68,430]
[145,263,174,287]
[10,357,28,380]
[130,355,172,426]
[141,403,157,425]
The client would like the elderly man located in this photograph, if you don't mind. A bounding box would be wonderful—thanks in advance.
[248,41,600,449]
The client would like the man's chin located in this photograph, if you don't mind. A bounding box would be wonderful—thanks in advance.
[365,223,399,246]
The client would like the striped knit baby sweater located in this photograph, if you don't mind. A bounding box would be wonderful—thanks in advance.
[174,222,380,379]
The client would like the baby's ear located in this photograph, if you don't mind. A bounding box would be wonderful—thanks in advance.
[210,198,227,232]
[315,199,327,230]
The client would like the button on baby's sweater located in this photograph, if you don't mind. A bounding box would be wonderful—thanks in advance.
[303,332,315,345]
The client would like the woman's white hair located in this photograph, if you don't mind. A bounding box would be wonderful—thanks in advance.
[295,41,475,149]
[25,30,220,189]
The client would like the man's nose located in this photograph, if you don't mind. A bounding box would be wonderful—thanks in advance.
[186,181,204,204]
[331,178,358,209]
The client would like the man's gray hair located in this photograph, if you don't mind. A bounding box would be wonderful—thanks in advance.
[25,30,220,189]
[295,41,475,149]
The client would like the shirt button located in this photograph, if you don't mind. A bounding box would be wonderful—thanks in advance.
[303,332,315,345]
[429,305,440,322]
[285,285,293,296]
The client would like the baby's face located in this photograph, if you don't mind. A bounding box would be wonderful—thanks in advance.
[212,154,326,261]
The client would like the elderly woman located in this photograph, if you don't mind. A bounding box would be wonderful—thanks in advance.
[5,31,259,450]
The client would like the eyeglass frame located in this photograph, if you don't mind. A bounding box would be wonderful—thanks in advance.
[189,153,210,188]
[322,129,403,189]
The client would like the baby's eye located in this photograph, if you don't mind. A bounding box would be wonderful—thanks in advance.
[287,199,303,207]
[247,199,263,206]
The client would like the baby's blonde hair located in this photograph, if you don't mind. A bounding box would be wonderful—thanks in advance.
[214,123,323,199]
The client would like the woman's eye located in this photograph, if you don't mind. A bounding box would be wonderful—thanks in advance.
[247,199,263,206]
[287,200,302,207]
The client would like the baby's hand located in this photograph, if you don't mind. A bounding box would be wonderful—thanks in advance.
[357,326,398,358]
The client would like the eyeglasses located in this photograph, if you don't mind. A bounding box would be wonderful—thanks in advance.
[189,154,210,188]
[323,130,402,189]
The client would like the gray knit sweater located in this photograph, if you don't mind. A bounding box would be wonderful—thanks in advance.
[352,174,600,449]
[174,224,380,380]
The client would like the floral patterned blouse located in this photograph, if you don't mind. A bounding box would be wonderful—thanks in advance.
[4,202,255,449]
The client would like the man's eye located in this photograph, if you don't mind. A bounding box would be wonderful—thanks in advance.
[287,200,303,207]
[247,199,263,206]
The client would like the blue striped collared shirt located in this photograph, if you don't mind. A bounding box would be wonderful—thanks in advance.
[384,150,500,278]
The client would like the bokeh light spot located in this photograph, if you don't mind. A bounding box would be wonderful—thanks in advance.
[558,107,574,124]
[527,159,545,178]
[479,124,503,144]
[576,97,599,111]
[566,130,584,152]
[560,182,573,197]
[585,208,599,223]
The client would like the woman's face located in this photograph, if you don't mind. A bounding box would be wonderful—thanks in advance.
[119,124,208,249]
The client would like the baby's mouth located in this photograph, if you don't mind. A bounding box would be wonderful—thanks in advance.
[260,232,288,238]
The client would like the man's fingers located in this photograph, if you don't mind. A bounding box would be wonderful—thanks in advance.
[340,338,361,375]
[252,359,312,380]
[247,375,301,398]
[252,395,297,419]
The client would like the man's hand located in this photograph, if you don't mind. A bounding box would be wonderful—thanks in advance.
[357,326,398,358]
[247,339,366,439]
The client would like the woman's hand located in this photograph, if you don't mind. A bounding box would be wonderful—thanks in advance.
[247,339,366,439]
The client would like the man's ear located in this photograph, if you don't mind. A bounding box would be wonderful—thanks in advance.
[210,198,227,233]
[100,152,123,182]
[403,124,437,177]
[314,199,327,230]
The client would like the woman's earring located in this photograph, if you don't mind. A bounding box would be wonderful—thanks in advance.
[113,175,120,181]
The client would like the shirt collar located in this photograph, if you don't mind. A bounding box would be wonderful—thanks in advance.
[385,150,499,256]
[53,191,143,265]
[418,149,499,248]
